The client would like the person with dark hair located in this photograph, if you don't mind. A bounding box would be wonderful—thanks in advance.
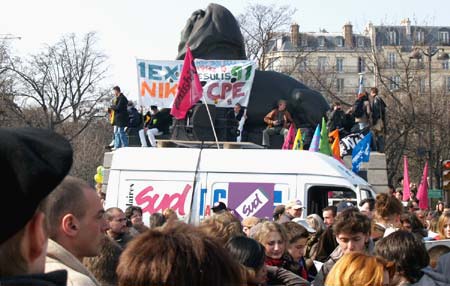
[313,209,372,286]
[41,176,109,286]
[149,213,166,228]
[126,101,144,146]
[83,236,122,286]
[283,222,317,281]
[326,101,346,132]
[109,86,129,149]
[117,222,243,286]
[359,198,375,219]
[372,193,403,241]
[351,92,371,132]
[315,206,338,262]
[124,206,147,235]
[273,205,286,222]
[226,236,309,286]
[105,208,133,249]
[262,99,294,147]
[375,230,449,285]
[0,127,72,286]
[140,105,171,147]
[400,212,427,240]
[369,87,386,152]
[387,184,395,196]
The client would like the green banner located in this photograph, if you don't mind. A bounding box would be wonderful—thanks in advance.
[428,189,443,199]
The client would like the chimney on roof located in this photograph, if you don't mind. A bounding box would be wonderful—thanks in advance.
[343,22,353,48]
[291,23,299,48]
[401,18,411,36]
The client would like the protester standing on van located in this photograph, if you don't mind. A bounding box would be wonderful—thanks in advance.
[262,99,294,147]
[109,86,129,149]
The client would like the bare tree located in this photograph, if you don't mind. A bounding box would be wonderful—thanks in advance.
[237,3,296,70]
[8,32,109,139]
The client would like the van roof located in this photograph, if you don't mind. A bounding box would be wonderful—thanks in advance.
[110,147,370,186]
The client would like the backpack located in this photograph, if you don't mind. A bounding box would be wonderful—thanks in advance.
[353,98,366,118]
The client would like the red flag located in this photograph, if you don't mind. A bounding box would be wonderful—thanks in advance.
[402,156,411,201]
[417,161,429,210]
[282,124,296,150]
[170,46,203,119]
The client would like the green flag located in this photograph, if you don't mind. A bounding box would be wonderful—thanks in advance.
[319,117,332,155]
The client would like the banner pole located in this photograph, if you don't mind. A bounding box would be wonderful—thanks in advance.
[201,94,220,149]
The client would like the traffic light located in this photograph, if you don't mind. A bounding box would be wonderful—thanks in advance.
[443,160,450,191]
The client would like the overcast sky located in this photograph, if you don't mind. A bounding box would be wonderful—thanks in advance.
[1,0,448,103]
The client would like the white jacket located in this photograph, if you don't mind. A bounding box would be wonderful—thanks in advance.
[45,239,100,286]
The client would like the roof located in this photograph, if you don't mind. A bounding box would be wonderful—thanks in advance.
[110,147,370,186]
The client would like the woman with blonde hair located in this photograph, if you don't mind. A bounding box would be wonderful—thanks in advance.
[325,252,393,286]
[436,212,450,240]
[251,221,288,267]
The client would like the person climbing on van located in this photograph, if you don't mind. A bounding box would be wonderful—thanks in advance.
[351,92,371,133]
[262,99,294,148]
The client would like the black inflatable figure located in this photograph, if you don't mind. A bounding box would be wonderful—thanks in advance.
[172,3,330,146]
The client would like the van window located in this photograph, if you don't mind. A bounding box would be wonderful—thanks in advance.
[307,186,356,215]
[360,189,373,200]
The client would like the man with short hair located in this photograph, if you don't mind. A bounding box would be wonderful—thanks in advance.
[105,207,133,249]
[322,206,337,228]
[369,87,386,152]
[313,209,372,286]
[315,205,338,262]
[262,99,294,147]
[0,127,72,285]
[278,199,304,223]
[41,176,109,286]
[109,86,129,149]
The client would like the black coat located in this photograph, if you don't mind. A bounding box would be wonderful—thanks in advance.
[371,96,386,123]
[110,93,129,127]
[0,270,67,286]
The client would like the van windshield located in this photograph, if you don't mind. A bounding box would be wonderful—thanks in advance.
[307,186,356,216]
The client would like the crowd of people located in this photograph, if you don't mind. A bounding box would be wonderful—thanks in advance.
[2,125,449,286]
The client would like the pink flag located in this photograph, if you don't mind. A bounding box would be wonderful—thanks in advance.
[170,46,203,119]
[417,161,429,210]
[402,156,410,201]
[282,124,296,150]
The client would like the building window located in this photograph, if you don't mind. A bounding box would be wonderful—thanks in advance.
[357,37,365,48]
[388,30,397,45]
[336,58,344,73]
[389,76,400,90]
[439,31,449,44]
[336,78,344,93]
[318,37,325,47]
[301,37,308,47]
[415,30,425,43]
[318,57,327,72]
[388,52,396,68]
[358,57,366,73]
[443,60,449,70]
[298,57,308,72]
[335,37,343,47]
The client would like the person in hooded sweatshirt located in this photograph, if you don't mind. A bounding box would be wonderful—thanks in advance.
[375,230,450,286]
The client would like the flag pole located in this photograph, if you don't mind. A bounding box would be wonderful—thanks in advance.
[201,93,220,149]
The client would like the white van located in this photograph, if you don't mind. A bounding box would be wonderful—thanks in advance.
[104,147,376,224]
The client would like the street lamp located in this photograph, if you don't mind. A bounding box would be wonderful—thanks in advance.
[409,47,449,189]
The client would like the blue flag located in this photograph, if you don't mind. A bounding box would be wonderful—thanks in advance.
[352,132,372,173]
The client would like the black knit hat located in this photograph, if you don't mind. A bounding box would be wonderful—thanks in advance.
[0,127,73,244]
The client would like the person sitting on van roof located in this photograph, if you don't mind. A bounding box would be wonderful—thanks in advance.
[278,200,304,223]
